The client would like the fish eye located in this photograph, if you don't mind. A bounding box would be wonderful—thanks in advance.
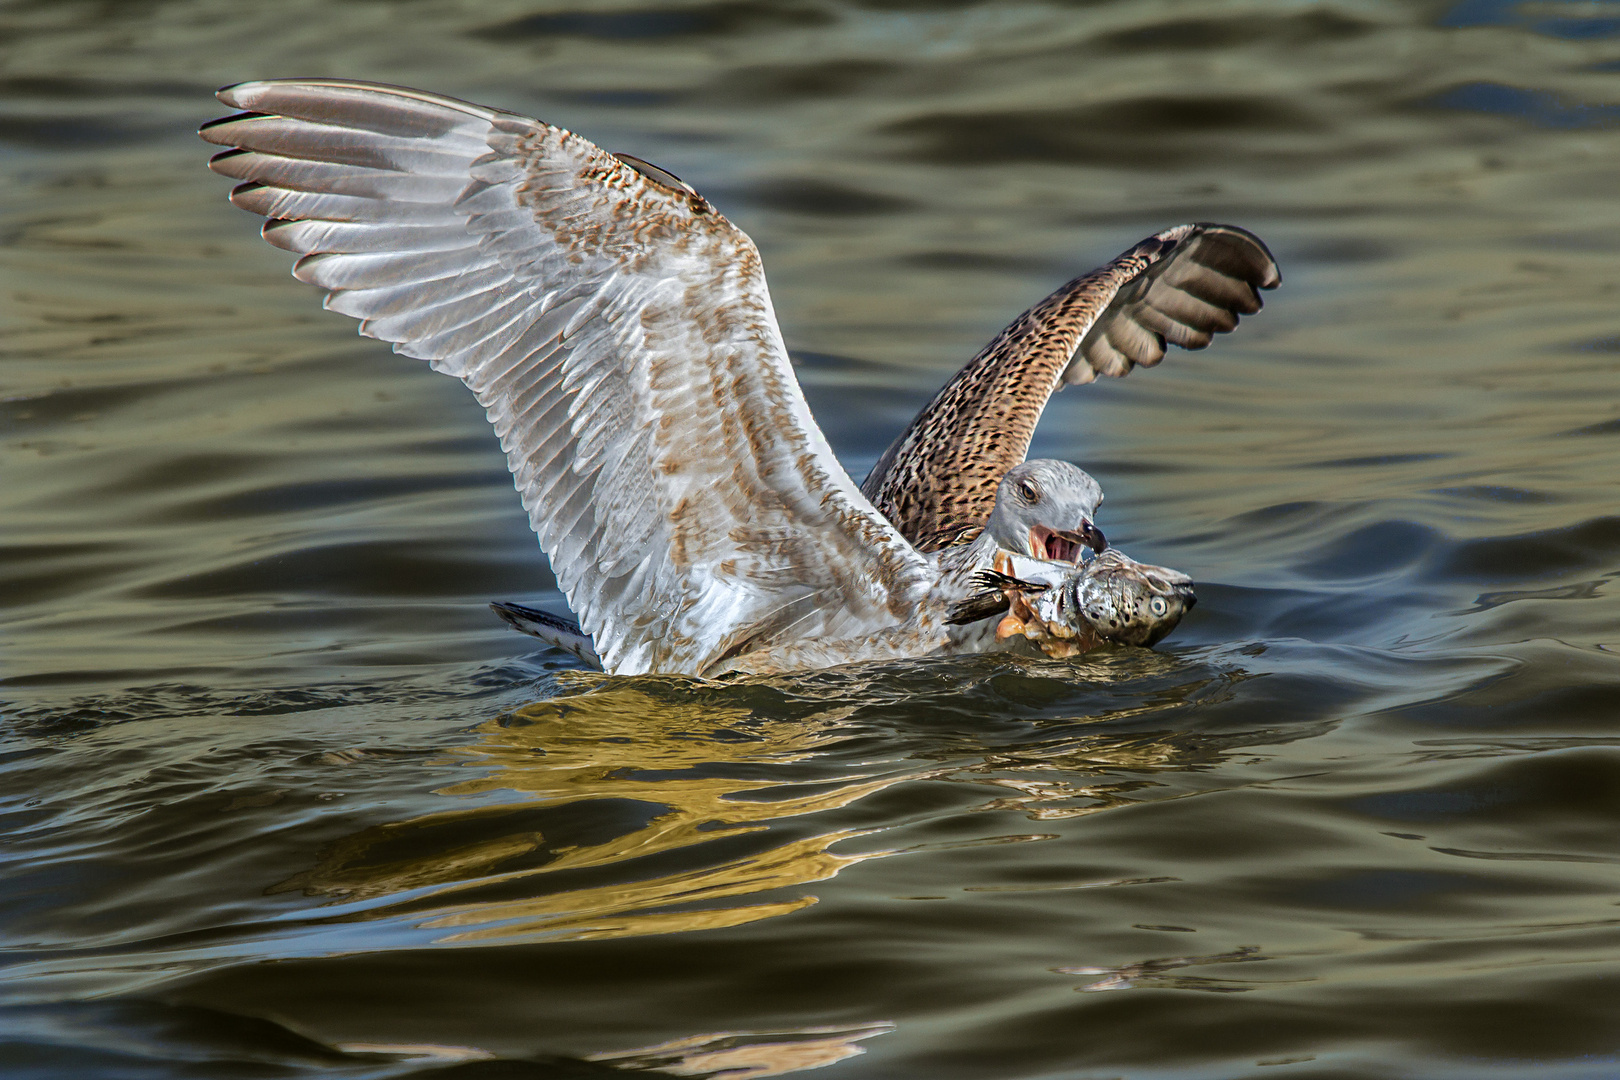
[1149,597,1168,616]
[1017,479,1039,502]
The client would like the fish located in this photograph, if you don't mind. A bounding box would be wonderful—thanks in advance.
[952,549,1196,659]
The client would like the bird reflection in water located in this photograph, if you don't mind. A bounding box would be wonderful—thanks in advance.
[278,657,1267,945]
[277,679,944,942]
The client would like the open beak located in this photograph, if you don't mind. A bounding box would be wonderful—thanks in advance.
[1027,521,1108,563]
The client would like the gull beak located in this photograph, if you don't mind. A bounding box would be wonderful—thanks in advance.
[1059,520,1107,556]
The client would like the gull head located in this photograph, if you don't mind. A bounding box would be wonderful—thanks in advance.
[986,459,1106,563]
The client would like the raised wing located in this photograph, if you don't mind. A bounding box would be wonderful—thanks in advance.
[862,224,1279,551]
[202,79,933,676]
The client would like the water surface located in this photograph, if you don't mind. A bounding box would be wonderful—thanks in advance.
[2,2,1619,1077]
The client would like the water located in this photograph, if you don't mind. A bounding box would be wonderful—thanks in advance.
[3,1,1619,1077]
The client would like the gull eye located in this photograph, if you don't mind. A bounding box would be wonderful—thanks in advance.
[1149,597,1168,616]
[1017,480,1039,502]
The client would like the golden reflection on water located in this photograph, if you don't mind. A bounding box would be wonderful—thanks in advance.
[586,1022,897,1079]
[335,1022,897,1079]
[278,661,1255,943]
[279,681,940,942]
[336,1022,898,1078]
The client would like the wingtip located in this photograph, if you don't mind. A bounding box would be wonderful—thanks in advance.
[197,112,260,141]
[1194,222,1283,289]
[216,81,262,109]
[215,78,321,112]
[204,147,248,175]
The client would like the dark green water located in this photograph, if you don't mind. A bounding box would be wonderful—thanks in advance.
[3,2,1619,1077]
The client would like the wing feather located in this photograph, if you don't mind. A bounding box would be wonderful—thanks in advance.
[324,265,514,320]
[204,78,932,675]
[204,115,486,173]
[295,248,484,290]
[209,149,476,202]
[232,183,426,223]
[262,218,475,255]
[862,223,1279,550]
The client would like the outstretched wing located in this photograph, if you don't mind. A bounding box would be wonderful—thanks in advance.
[862,224,1279,550]
[202,79,932,676]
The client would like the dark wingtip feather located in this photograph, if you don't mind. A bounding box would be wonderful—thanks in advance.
[1192,222,1282,289]
[198,112,270,143]
[205,147,252,175]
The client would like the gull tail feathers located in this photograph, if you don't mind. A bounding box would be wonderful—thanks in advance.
[490,601,602,668]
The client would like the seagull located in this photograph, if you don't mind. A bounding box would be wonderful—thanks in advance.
[200,79,1277,676]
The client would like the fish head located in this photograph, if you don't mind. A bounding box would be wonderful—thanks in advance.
[1038,548,1196,648]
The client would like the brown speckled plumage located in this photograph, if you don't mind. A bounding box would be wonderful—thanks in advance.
[863,225,1280,550]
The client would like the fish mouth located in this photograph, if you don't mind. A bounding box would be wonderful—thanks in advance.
[1028,521,1107,562]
